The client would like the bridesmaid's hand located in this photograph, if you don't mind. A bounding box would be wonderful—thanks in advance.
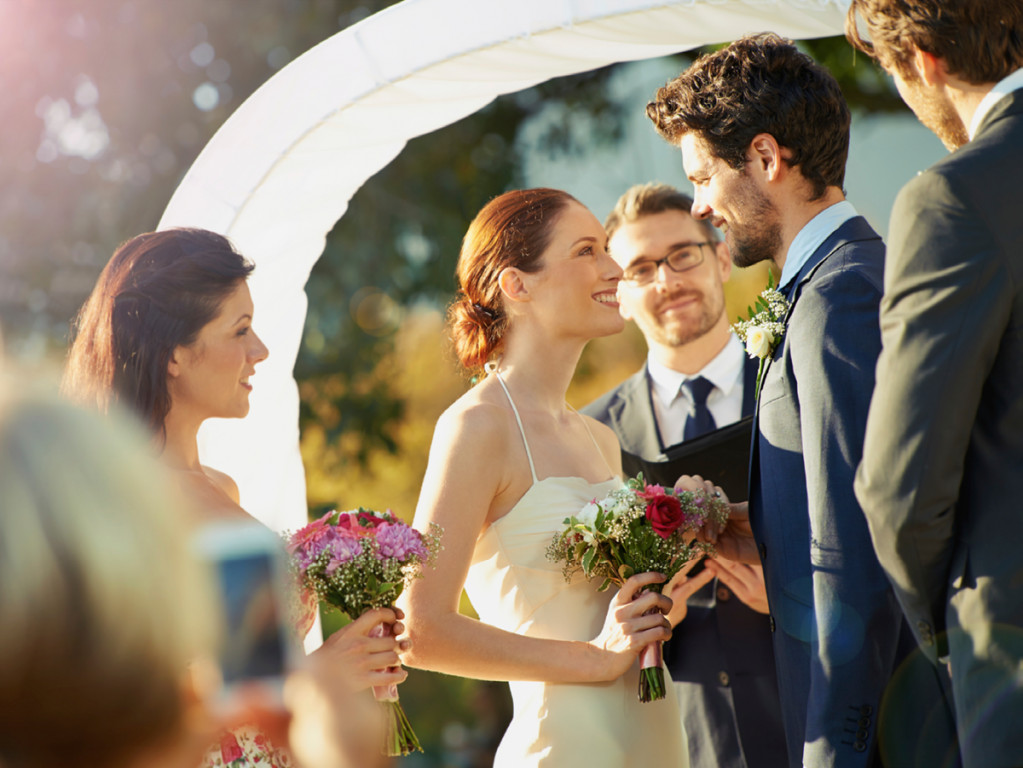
[311,607,409,692]
[590,572,672,680]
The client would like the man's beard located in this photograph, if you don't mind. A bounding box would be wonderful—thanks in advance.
[650,289,725,348]
[903,75,969,150]
[729,183,783,269]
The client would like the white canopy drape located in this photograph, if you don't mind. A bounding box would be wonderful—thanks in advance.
[158,0,849,533]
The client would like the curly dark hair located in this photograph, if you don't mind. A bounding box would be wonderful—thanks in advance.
[846,0,1023,84]
[646,33,850,200]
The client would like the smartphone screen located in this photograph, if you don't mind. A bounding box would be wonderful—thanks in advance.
[193,521,295,695]
[215,550,288,685]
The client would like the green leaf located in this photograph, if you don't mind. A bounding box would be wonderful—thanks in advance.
[618,563,635,581]
[597,577,613,592]
[582,546,596,574]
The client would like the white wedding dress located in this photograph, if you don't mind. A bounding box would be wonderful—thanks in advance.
[463,373,688,767]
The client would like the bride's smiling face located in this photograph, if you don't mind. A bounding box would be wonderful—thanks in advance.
[524,201,624,339]
[167,281,269,422]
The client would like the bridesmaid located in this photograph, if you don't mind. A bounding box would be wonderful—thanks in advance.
[401,189,687,767]
[63,227,401,768]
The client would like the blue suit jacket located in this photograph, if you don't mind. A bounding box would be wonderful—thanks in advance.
[750,216,957,767]
[585,353,787,768]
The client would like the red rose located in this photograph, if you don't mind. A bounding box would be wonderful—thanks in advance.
[357,511,385,528]
[645,494,684,538]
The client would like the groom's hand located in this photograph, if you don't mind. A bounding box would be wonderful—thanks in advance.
[705,558,769,614]
[712,502,762,565]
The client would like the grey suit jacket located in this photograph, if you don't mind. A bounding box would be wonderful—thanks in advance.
[856,91,1023,768]
[584,354,787,768]
[750,216,957,768]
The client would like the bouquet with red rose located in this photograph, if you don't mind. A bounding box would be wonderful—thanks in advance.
[546,475,728,702]
[286,508,441,756]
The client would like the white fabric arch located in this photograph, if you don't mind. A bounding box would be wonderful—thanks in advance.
[159,0,849,534]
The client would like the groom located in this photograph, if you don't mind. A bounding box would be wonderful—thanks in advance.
[647,34,957,767]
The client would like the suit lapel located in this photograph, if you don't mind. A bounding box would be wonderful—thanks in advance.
[740,354,758,417]
[608,366,666,460]
[747,215,882,503]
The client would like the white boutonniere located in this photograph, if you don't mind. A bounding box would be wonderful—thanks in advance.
[732,275,790,397]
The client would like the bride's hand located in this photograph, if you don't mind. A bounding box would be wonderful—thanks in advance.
[590,571,672,680]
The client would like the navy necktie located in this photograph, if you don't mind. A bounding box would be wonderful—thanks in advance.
[683,376,717,441]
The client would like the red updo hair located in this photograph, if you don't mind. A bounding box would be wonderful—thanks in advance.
[448,188,578,373]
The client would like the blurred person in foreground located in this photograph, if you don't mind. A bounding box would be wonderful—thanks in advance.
[647,33,958,767]
[61,228,403,767]
[0,382,385,768]
[847,2,1023,766]
[583,182,784,768]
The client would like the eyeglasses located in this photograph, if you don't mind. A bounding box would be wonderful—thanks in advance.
[621,242,714,285]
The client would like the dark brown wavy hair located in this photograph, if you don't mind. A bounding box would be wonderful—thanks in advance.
[62,228,253,438]
[448,188,578,373]
[846,0,1023,84]
[646,33,850,201]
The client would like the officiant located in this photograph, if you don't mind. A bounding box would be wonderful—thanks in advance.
[583,183,785,768]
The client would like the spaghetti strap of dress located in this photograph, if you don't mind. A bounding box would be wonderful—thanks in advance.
[572,406,618,480]
[489,365,539,484]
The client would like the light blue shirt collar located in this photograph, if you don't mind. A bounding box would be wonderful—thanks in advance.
[969,68,1023,140]
[778,200,859,291]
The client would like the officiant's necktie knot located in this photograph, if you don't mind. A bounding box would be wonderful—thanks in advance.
[683,376,717,441]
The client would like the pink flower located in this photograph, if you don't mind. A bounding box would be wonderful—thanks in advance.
[644,493,685,539]
[220,731,244,763]
[637,484,668,500]
[325,535,364,574]
[374,522,427,561]
[288,515,333,555]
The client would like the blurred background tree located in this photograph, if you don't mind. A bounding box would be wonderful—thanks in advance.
[1,2,929,762]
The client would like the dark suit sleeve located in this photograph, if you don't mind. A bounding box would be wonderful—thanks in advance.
[855,170,1011,658]
[789,260,905,765]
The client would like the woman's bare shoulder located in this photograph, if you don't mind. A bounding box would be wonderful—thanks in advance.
[434,381,512,450]
[201,465,240,504]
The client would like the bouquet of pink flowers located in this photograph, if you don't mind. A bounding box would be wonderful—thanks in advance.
[286,508,441,756]
[546,475,728,702]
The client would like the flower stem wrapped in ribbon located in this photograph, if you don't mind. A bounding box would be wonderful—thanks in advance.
[286,508,442,756]
[546,475,728,702]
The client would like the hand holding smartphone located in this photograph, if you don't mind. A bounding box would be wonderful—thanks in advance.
[193,520,300,711]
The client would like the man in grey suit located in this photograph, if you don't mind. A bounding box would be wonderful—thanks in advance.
[583,182,786,768]
[847,3,1023,766]
[647,33,957,767]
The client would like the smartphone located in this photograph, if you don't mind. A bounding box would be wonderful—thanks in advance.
[193,520,300,704]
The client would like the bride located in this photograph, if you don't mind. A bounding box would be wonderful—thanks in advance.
[401,189,688,767]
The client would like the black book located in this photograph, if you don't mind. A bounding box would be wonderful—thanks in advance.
[620,415,754,502]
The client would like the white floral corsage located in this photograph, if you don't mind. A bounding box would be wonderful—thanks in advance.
[732,275,790,396]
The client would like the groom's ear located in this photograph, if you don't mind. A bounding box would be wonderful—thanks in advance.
[747,134,786,183]
[498,267,531,304]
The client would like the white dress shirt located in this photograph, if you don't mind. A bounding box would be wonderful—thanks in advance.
[647,334,746,447]
[778,200,859,291]
[969,68,1023,139]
